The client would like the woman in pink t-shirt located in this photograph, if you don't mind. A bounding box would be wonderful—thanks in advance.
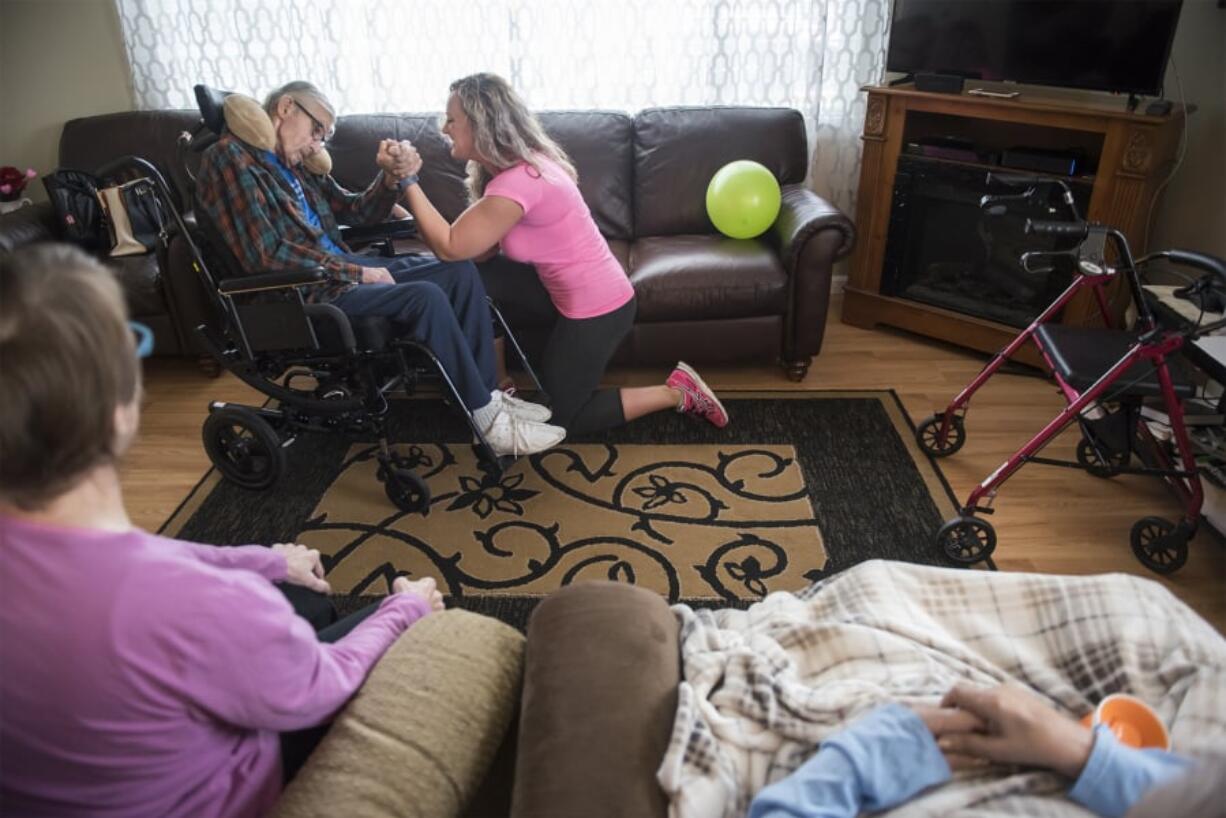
[398,72,729,435]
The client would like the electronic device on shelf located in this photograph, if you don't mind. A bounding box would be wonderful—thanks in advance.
[1000,147,1086,177]
[902,137,983,164]
[886,0,1183,98]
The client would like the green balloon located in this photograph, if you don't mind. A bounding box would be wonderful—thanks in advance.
[705,160,782,239]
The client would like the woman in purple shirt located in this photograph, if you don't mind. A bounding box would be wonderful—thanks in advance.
[396,72,730,436]
[0,245,445,817]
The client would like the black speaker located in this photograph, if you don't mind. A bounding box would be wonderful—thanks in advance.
[914,73,965,94]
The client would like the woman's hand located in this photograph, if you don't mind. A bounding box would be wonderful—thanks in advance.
[271,543,331,594]
[937,684,1095,778]
[390,140,423,179]
[393,575,446,613]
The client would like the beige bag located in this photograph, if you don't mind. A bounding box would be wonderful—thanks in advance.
[96,178,164,257]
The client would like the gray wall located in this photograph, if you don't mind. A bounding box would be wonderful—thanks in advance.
[1149,0,1226,258]
[0,0,134,203]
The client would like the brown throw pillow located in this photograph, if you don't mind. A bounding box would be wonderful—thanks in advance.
[270,609,525,818]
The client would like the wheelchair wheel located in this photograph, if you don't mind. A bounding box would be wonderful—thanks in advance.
[202,406,285,490]
[383,466,430,514]
[1076,437,1128,478]
[916,413,966,458]
[1130,516,1188,575]
[936,516,996,565]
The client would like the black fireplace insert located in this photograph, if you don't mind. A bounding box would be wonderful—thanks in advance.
[881,156,1093,328]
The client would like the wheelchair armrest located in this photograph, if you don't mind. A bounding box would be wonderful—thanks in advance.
[340,217,418,245]
[217,267,328,295]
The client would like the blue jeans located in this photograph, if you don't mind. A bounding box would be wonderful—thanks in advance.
[330,253,496,410]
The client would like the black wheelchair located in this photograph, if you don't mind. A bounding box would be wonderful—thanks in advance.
[133,85,543,513]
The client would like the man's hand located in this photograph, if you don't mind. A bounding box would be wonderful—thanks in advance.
[271,543,331,594]
[361,266,394,285]
[392,575,446,612]
[375,138,400,176]
[937,683,1095,778]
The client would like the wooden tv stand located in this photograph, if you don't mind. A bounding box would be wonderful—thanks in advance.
[842,83,1185,366]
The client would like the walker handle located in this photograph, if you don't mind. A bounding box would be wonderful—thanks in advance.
[1025,219,1089,239]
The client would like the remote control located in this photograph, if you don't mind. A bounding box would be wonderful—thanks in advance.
[967,88,1021,99]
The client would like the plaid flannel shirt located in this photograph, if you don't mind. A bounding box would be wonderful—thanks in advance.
[196,134,400,302]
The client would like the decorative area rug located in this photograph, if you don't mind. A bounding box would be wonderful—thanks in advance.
[162,391,959,621]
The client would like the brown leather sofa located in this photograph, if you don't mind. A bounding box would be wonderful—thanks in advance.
[0,106,854,378]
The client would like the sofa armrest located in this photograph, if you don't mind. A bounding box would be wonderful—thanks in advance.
[511,582,681,818]
[0,203,57,252]
[217,268,329,294]
[770,184,855,269]
[270,609,525,818]
[770,185,856,374]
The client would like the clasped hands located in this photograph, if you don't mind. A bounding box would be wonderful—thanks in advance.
[375,138,422,188]
[916,683,1095,778]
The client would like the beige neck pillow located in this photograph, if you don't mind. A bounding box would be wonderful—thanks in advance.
[222,93,333,176]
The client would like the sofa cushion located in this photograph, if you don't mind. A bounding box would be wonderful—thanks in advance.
[510,582,679,818]
[539,111,634,240]
[106,254,167,318]
[630,235,789,322]
[634,107,809,236]
[270,609,525,818]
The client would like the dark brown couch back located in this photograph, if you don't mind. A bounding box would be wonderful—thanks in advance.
[59,105,807,243]
[60,111,200,209]
[633,106,809,236]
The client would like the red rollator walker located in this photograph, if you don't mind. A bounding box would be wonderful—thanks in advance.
[917,175,1226,575]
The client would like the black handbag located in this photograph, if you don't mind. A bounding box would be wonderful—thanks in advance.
[41,169,108,251]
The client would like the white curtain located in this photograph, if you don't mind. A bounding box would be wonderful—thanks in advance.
[114,0,890,212]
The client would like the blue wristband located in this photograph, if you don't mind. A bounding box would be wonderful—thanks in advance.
[396,174,419,191]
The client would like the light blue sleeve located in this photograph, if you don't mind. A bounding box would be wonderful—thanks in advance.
[1067,725,1194,818]
[747,703,952,818]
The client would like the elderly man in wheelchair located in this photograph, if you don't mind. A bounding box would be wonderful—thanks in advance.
[188,80,563,511]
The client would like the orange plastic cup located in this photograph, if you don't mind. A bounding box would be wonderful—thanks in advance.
[1078,693,1169,750]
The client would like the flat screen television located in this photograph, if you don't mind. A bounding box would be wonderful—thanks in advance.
[886,0,1183,96]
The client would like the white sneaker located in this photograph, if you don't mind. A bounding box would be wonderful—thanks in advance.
[490,389,552,423]
[481,409,566,456]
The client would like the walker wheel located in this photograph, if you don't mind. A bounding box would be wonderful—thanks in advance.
[936,516,996,565]
[1130,516,1188,575]
[1076,437,1129,478]
[382,466,430,514]
[916,413,966,457]
[202,406,285,490]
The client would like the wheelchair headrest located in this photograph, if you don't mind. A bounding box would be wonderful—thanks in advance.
[190,83,333,175]
[194,84,230,137]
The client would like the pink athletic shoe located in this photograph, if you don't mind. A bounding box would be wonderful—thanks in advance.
[666,361,729,428]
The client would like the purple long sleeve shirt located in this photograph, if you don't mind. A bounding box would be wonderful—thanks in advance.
[0,516,431,817]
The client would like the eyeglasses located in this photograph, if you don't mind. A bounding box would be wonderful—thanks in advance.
[130,321,154,359]
[293,98,332,144]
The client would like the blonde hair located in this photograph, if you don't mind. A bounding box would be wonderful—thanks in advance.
[448,73,577,200]
[0,245,140,510]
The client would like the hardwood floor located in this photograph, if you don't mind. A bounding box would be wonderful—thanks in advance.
[120,293,1226,633]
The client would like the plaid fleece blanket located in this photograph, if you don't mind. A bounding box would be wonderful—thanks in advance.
[657,560,1226,818]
